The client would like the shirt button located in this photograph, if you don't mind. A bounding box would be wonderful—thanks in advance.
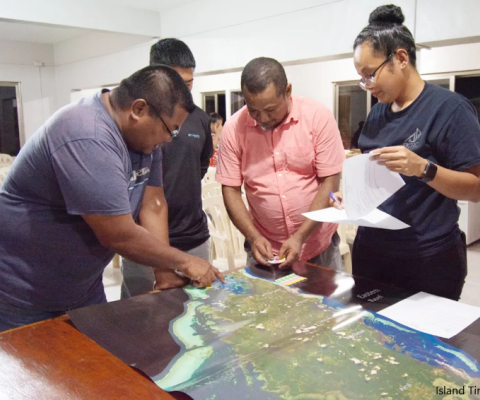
[275,152,280,155]
[282,195,286,198]
[286,216,290,220]
[278,173,282,177]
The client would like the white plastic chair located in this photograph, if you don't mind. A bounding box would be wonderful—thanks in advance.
[202,194,246,271]
[0,166,11,186]
[201,182,222,199]
[0,153,13,167]
[202,167,217,184]
[337,224,352,274]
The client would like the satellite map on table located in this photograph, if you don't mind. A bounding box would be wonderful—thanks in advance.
[153,269,480,400]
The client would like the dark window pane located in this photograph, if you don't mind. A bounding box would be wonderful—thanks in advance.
[455,76,480,125]
[204,95,215,115]
[217,94,226,122]
[338,85,367,149]
[231,91,245,116]
[0,86,20,156]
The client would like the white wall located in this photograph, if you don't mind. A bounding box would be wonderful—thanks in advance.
[0,39,56,142]
[11,0,480,142]
[416,0,480,46]
[419,42,480,76]
[192,41,480,118]
[54,39,155,109]
[165,0,416,74]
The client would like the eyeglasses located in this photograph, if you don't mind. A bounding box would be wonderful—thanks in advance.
[145,100,180,138]
[159,115,180,138]
[358,52,396,91]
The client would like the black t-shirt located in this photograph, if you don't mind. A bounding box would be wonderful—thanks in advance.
[161,106,213,251]
[357,82,480,257]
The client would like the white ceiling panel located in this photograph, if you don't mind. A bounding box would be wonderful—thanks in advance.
[0,19,89,44]
[100,0,201,12]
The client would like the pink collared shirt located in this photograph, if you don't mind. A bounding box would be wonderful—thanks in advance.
[216,95,345,261]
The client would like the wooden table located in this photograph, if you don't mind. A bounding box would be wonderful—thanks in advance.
[0,316,176,399]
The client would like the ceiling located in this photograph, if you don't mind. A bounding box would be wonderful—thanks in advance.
[100,0,200,12]
[0,0,202,45]
[0,19,91,44]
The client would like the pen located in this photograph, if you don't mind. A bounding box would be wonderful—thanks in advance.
[329,191,342,205]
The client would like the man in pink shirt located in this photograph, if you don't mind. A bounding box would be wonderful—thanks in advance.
[216,57,345,269]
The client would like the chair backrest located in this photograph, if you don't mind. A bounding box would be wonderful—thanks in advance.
[203,195,232,243]
[203,192,247,270]
[0,154,14,168]
[0,166,11,186]
[202,167,217,184]
[201,182,222,199]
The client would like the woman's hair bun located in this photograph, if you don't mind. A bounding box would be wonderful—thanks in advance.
[368,4,405,25]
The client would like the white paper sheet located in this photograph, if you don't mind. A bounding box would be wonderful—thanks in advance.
[342,154,405,220]
[303,153,409,230]
[378,292,480,339]
[303,207,409,230]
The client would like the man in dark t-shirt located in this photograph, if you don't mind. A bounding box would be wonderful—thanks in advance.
[0,66,223,331]
[121,39,213,296]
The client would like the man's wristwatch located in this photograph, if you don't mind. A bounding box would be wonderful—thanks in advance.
[417,160,437,183]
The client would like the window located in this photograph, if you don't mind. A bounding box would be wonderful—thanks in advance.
[336,84,368,149]
[231,91,245,115]
[202,92,226,121]
[334,76,453,149]
[0,82,22,156]
[454,75,480,124]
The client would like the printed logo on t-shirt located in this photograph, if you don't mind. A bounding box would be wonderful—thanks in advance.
[404,128,422,150]
[129,167,151,182]
[188,133,201,139]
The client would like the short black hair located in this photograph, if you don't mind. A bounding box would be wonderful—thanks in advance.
[150,38,196,69]
[353,4,417,68]
[111,65,195,118]
[209,112,223,124]
[241,57,288,97]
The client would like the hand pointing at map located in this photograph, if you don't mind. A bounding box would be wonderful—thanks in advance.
[176,255,226,288]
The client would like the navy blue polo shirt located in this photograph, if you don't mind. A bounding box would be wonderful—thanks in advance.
[356,82,480,257]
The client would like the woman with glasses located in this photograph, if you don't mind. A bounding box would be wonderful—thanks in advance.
[339,4,480,300]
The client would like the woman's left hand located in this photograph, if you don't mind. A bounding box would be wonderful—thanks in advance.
[370,146,427,177]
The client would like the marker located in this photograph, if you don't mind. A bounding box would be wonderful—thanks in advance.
[329,191,341,205]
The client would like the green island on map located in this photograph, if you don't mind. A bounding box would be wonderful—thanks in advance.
[154,269,480,400]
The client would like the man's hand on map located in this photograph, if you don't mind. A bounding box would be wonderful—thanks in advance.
[278,235,303,268]
[251,235,274,266]
[180,255,226,287]
[152,269,190,291]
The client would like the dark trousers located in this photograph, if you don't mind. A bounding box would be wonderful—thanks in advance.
[352,233,467,301]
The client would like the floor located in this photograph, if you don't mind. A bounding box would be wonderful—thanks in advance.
[102,242,480,306]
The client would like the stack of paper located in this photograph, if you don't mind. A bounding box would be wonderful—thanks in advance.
[303,154,409,230]
[379,292,480,339]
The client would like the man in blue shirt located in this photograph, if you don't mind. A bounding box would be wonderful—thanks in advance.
[0,65,224,332]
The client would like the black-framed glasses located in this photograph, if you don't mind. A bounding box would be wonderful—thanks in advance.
[145,100,180,138]
[358,52,396,91]
[159,115,180,138]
